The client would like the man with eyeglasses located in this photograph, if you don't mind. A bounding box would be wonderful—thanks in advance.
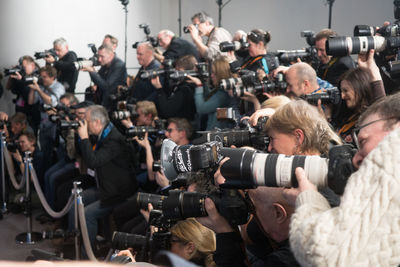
[282,92,400,266]
[187,11,232,61]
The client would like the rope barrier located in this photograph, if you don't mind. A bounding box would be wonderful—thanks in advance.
[3,148,25,190]
[29,166,73,219]
[78,197,98,261]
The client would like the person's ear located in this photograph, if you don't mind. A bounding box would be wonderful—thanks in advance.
[272,203,287,224]
[185,241,196,257]
[293,128,304,146]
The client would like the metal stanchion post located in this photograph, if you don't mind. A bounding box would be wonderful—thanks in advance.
[73,181,82,260]
[1,131,7,214]
[15,151,42,244]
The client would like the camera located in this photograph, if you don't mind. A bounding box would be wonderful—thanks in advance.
[74,44,100,70]
[23,76,40,85]
[132,23,159,48]
[168,62,209,82]
[303,87,341,105]
[326,35,400,57]
[136,189,249,226]
[219,37,249,52]
[183,24,198,34]
[277,48,319,66]
[125,124,165,140]
[220,71,287,97]
[194,116,270,151]
[159,139,355,195]
[140,59,174,80]
[111,102,139,120]
[34,49,57,60]
[301,30,316,46]
[58,120,80,130]
[4,66,22,76]
[7,140,19,153]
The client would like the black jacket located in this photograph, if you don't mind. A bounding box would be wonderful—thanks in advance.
[156,82,196,121]
[164,37,199,62]
[131,59,161,102]
[79,125,137,206]
[53,51,79,93]
[317,56,356,86]
[89,56,127,110]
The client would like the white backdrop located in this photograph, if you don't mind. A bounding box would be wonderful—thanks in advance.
[0,0,395,113]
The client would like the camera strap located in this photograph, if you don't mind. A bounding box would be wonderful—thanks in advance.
[322,57,338,80]
[240,55,263,70]
[261,57,269,74]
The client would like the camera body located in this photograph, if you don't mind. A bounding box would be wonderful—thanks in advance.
[74,43,100,70]
[220,70,287,97]
[132,23,159,49]
[219,37,249,52]
[303,87,341,105]
[4,66,23,76]
[111,101,139,121]
[34,48,57,60]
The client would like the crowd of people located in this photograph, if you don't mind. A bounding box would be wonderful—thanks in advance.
[0,9,399,267]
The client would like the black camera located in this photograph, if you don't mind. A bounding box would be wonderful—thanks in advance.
[219,37,249,52]
[301,30,316,46]
[58,120,80,130]
[23,75,40,85]
[183,24,198,34]
[125,125,165,140]
[7,140,19,153]
[277,48,319,66]
[112,209,172,263]
[34,48,57,60]
[132,23,159,48]
[4,66,23,76]
[220,71,287,97]
[303,87,341,105]
[193,116,270,152]
[169,63,209,82]
[136,189,249,226]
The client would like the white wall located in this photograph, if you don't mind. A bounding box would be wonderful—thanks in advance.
[0,0,395,114]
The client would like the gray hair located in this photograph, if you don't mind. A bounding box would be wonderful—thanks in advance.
[291,62,317,86]
[137,42,154,53]
[53,37,68,47]
[98,43,114,53]
[159,29,175,38]
[87,105,109,126]
[191,11,213,25]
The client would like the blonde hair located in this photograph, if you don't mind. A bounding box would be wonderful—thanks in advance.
[212,56,233,87]
[260,95,291,110]
[266,100,342,155]
[136,101,157,118]
[170,218,216,267]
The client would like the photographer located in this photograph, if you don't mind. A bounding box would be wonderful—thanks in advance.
[81,44,127,110]
[44,37,79,93]
[130,42,161,102]
[335,49,385,143]
[188,56,235,130]
[155,30,199,63]
[102,34,118,52]
[240,29,272,74]
[315,29,356,86]
[5,55,40,131]
[69,105,137,254]
[187,11,232,61]
[7,112,34,141]
[152,55,197,122]
[283,93,400,266]
[118,218,216,266]
[10,132,45,187]
[196,187,299,267]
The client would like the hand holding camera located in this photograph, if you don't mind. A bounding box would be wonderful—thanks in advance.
[77,119,89,139]
[282,167,318,208]
[196,198,233,234]
[28,79,40,92]
[10,71,23,81]
[44,54,56,64]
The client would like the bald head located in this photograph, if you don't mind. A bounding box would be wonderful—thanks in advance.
[286,62,319,96]
[136,42,154,67]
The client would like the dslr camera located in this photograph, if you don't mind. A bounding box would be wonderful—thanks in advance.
[132,23,159,49]
[303,87,341,105]
[159,139,355,195]
[34,48,57,60]
[219,36,249,52]
[74,43,100,70]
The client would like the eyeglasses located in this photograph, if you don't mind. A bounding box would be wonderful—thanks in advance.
[352,117,397,150]
[247,31,260,41]
[166,128,179,133]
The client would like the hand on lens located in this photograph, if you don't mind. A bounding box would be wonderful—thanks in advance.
[196,198,233,233]
[282,167,317,207]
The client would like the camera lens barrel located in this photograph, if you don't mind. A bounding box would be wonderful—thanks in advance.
[326,36,386,56]
[219,149,329,189]
[111,231,147,250]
